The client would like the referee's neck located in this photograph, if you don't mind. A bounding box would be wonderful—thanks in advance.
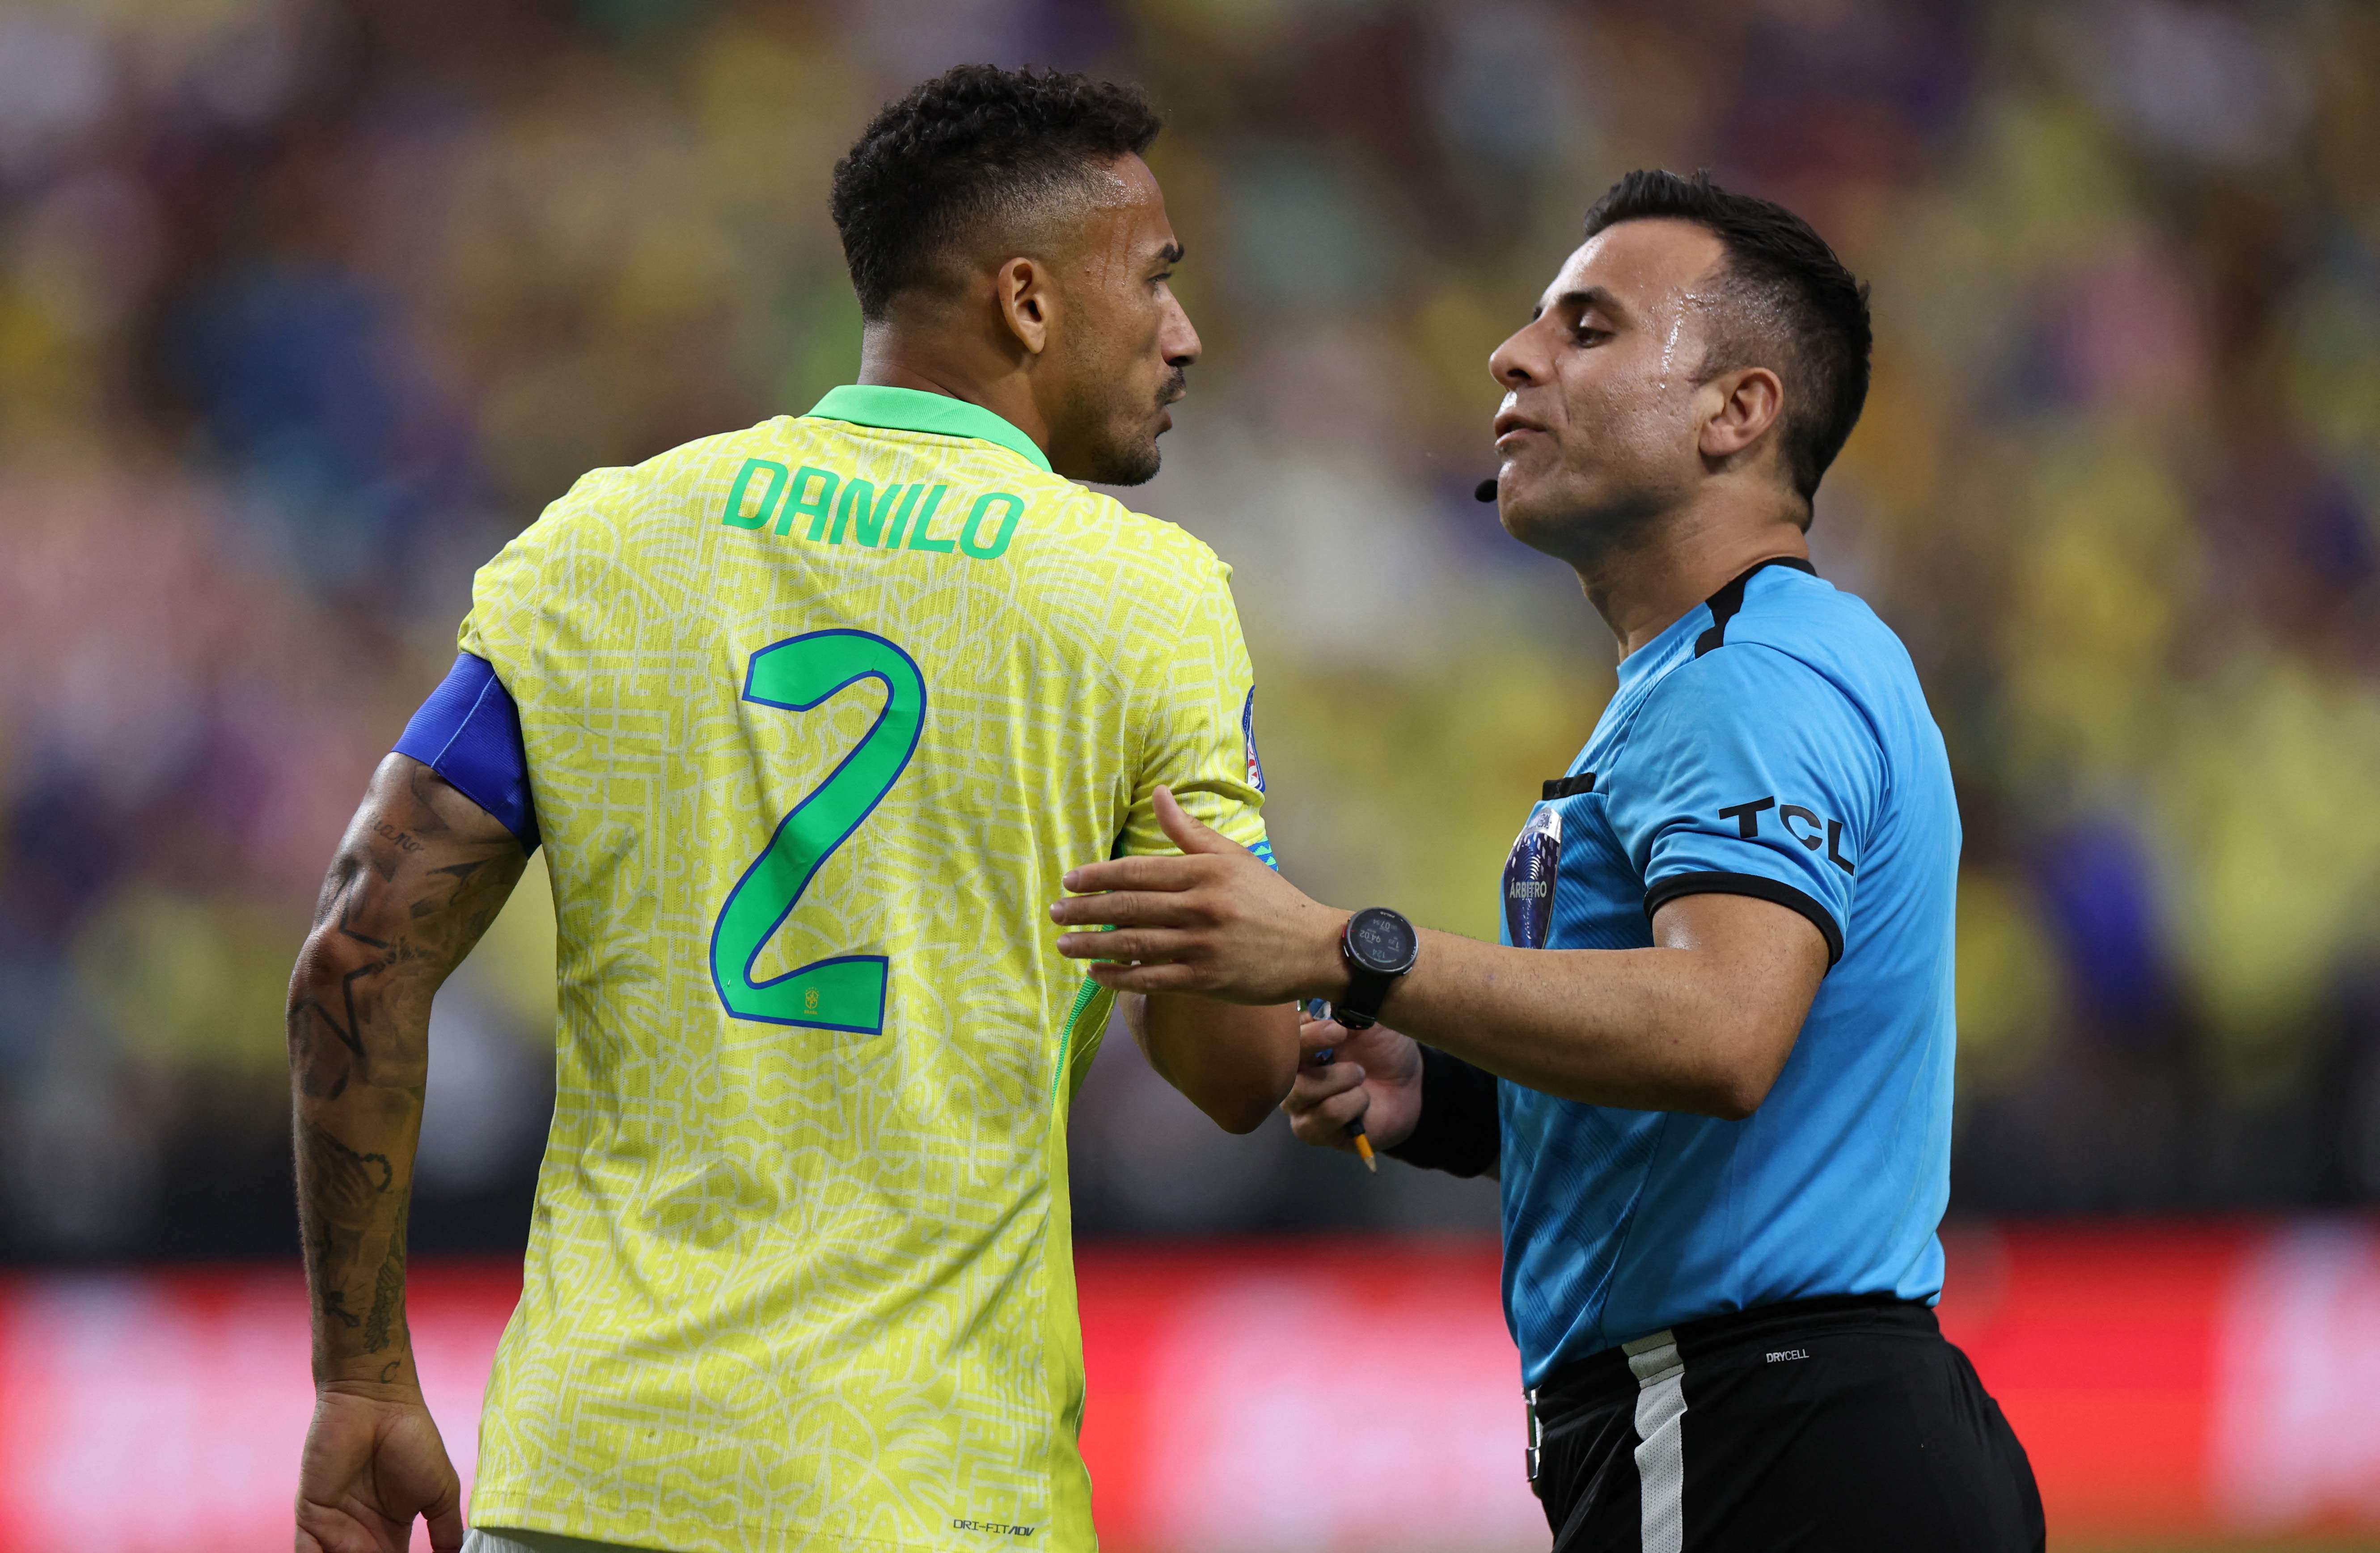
[1579,504,1811,662]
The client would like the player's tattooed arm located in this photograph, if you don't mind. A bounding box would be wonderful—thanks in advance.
[287,753,525,1388]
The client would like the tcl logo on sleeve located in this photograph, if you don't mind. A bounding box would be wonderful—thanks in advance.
[1717,795,1855,875]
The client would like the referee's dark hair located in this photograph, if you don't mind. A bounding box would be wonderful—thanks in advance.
[1585,169,1873,509]
[832,65,1163,323]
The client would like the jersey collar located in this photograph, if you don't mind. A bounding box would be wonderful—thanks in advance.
[805,385,1053,474]
[1619,605,1707,694]
[1617,557,1818,693]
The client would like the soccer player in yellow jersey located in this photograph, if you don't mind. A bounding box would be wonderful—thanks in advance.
[286,66,1299,1553]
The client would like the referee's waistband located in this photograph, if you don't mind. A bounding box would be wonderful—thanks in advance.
[1532,1294,1936,1413]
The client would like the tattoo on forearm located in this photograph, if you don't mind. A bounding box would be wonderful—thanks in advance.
[362,1195,408,1353]
[299,1118,393,1332]
[310,1222,363,1329]
[288,754,527,1373]
[300,1116,393,1217]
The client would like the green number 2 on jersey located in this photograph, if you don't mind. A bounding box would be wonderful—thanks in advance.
[709,630,926,1035]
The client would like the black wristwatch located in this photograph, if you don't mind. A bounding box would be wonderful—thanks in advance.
[1334,907,1420,1029]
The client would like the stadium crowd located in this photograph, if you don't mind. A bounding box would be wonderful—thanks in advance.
[2,0,2378,1260]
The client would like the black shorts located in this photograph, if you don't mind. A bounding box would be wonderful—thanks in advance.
[1528,1294,2044,1553]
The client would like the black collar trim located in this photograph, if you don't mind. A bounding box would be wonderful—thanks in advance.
[1694,556,1816,658]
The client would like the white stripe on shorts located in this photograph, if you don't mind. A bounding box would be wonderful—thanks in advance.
[1624,1328,1687,1553]
[462,1529,658,1553]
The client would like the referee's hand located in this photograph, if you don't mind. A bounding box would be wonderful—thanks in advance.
[1052,785,1346,1004]
[1285,1012,1422,1155]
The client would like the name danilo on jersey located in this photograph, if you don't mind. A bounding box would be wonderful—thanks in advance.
[721,456,1025,561]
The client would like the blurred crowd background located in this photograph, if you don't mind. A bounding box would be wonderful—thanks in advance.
[2,0,2378,1265]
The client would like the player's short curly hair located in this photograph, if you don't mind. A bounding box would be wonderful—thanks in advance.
[831,65,1162,322]
[1584,170,1872,507]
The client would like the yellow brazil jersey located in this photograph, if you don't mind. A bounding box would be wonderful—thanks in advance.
[457,385,1270,1553]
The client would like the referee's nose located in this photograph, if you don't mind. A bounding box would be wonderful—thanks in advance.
[1488,319,1548,391]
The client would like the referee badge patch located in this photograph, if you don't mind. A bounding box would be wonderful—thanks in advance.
[1504,805,1562,949]
[1241,687,1265,793]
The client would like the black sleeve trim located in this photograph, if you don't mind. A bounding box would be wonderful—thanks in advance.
[1382,1045,1501,1178]
[1644,870,1843,966]
[1542,771,1597,800]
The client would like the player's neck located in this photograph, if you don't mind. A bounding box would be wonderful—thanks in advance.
[1574,490,1811,663]
[854,328,1055,457]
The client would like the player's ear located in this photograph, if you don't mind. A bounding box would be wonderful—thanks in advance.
[995,256,1051,357]
[1697,365,1784,463]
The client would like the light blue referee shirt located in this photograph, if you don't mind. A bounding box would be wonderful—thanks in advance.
[1496,558,1961,1385]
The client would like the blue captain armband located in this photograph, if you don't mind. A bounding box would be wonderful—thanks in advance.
[393,651,540,850]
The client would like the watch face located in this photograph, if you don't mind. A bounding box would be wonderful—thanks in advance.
[1348,907,1419,974]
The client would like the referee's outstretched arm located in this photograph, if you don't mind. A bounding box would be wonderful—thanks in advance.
[1051,790,1824,1125]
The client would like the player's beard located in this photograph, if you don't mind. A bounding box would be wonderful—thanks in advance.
[1078,367,1184,487]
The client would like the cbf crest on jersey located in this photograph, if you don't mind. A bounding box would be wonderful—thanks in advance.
[1504,805,1562,949]
[1241,687,1264,793]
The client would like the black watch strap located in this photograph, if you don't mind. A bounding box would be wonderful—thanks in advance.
[1336,907,1419,1029]
[1336,962,1397,1028]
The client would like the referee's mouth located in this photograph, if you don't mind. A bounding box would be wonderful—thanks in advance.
[1494,408,1550,451]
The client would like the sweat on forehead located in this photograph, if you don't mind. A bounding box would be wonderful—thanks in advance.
[1552,220,1729,317]
[1561,229,1799,408]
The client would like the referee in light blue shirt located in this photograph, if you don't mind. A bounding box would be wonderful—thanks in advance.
[1049,171,2043,1551]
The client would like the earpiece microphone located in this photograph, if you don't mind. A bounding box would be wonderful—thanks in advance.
[1474,478,1497,502]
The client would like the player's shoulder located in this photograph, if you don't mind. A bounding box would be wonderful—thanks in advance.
[607,417,807,501]
[1048,485,1231,576]
[509,419,794,537]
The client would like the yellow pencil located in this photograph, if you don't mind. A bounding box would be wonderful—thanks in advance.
[1305,1000,1377,1174]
